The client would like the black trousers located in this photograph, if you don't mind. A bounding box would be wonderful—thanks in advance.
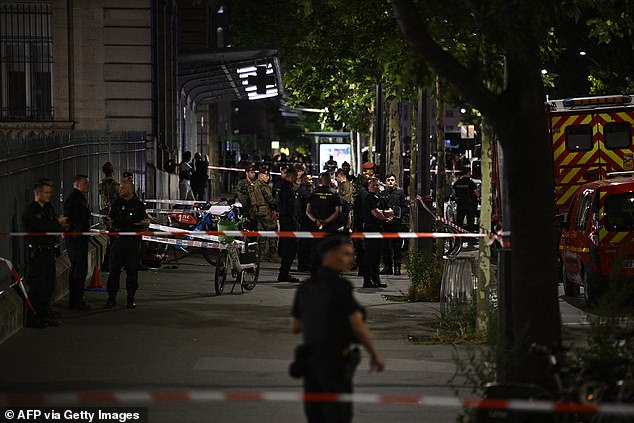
[66,237,89,306]
[107,238,141,300]
[26,249,56,319]
[456,204,477,233]
[363,224,383,282]
[382,222,404,268]
[297,222,312,271]
[278,220,297,276]
[304,353,353,423]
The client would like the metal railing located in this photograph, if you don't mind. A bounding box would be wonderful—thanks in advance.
[0,130,147,279]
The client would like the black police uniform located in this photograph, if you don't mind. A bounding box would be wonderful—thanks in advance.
[381,187,408,273]
[297,183,313,272]
[63,188,91,309]
[352,184,369,275]
[363,191,387,287]
[277,179,298,279]
[308,186,343,233]
[453,176,478,233]
[22,201,62,323]
[292,266,362,423]
[106,195,148,306]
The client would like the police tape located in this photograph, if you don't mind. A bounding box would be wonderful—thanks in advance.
[141,235,228,250]
[208,165,284,176]
[0,230,487,239]
[0,257,37,316]
[1,389,633,416]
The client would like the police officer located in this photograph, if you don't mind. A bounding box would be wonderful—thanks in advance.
[236,165,257,229]
[306,172,342,233]
[63,174,92,311]
[277,166,299,282]
[352,174,369,276]
[296,173,314,273]
[380,174,408,276]
[362,177,393,288]
[22,181,68,328]
[452,167,480,237]
[291,235,385,423]
[104,180,150,309]
[251,168,277,261]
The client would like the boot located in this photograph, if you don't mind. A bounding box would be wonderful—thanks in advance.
[379,267,393,275]
[372,275,387,288]
[104,296,117,309]
[362,278,376,288]
[394,265,401,276]
[127,291,136,309]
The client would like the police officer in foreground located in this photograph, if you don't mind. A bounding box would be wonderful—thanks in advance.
[104,180,150,309]
[22,180,68,328]
[291,234,385,423]
[362,177,393,288]
[380,174,408,276]
[452,167,480,239]
[277,166,299,282]
[63,174,92,311]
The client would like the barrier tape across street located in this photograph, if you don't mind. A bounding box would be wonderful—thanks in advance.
[0,230,487,239]
[1,389,633,416]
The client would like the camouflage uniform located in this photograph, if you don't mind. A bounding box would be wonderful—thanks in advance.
[250,178,278,260]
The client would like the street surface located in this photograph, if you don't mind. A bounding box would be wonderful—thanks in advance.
[0,253,591,423]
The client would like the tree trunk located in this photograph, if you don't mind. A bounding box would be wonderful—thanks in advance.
[477,119,493,337]
[410,103,418,253]
[434,75,446,258]
[496,102,561,384]
[386,98,402,176]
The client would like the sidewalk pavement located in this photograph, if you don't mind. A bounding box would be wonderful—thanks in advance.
[0,247,591,423]
[0,254,470,423]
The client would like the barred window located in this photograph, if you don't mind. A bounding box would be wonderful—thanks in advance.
[0,3,53,121]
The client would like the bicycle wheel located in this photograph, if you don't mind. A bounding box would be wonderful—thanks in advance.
[239,268,258,291]
[214,251,227,295]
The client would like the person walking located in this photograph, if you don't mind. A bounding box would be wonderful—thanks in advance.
[63,174,92,311]
[452,167,480,237]
[380,174,408,276]
[22,181,68,327]
[277,166,299,282]
[362,177,393,288]
[179,151,195,200]
[104,181,150,309]
[291,234,385,423]
[251,168,277,261]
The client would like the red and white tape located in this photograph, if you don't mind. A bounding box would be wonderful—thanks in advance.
[0,257,37,316]
[208,165,283,176]
[0,230,486,239]
[1,389,632,416]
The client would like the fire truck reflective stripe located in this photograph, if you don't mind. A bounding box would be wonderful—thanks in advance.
[563,246,590,254]
[560,151,600,185]
[558,186,580,206]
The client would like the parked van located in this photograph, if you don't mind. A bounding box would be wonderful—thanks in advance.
[559,178,634,304]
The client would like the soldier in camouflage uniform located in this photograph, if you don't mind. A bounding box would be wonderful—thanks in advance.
[236,165,257,229]
[250,168,278,260]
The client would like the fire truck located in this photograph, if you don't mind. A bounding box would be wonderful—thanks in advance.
[547,94,634,215]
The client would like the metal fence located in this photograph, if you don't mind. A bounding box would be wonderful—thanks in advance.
[0,130,147,277]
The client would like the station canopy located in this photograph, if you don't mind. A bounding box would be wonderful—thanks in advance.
[178,48,284,105]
